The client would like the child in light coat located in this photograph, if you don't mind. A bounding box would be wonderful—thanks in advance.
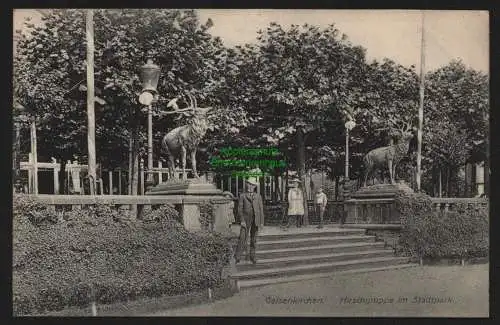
[315,187,328,228]
[286,179,305,228]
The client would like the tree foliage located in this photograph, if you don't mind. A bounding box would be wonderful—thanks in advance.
[424,60,489,164]
[14,9,248,169]
[13,11,489,196]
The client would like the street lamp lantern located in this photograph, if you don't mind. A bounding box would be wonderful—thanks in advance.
[140,58,161,95]
[138,91,155,106]
[345,120,356,131]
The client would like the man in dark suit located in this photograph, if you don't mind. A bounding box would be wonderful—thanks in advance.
[234,178,265,264]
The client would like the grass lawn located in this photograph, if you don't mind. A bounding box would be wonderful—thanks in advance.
[147,264,489,317]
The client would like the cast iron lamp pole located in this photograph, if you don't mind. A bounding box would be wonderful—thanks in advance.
[139,58,161,190]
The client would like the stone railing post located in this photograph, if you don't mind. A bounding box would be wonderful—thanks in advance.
[158,161,163,184]
[140,158,145,195]
[375,203,381,224]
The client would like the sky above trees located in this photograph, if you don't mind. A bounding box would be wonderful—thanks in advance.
[14,9,489,73]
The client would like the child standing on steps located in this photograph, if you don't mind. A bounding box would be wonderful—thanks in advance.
[315,187,328,228]
[222,191,236,230]
[286,178,305,229]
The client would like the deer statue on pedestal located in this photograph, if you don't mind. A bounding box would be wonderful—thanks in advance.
[363,121,414,187]
[161,93,212,180]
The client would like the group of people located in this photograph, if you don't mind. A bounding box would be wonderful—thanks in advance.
[285,178,328,229]
[231,177,329,265]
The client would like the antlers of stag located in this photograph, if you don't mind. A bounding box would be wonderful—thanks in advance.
[164,92,212,118]
[373,120,413,143]
[395,120,413,136]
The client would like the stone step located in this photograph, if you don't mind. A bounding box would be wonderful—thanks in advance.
[236,249,394,271]
[237,263,419,289]
[231,256,410,280]
[257,228,366,240]
[241,241,387,259]
[257,235,376,250]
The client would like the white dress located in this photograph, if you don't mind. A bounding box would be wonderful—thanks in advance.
[287,188,305,215]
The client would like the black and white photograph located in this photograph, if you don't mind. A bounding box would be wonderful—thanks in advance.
[12,9,489,317]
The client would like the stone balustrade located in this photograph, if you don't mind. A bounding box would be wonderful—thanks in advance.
[431,197,488,212]
[24,194,233,232]
[343,196,488,228]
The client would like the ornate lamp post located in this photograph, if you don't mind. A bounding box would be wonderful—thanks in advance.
[344,119,356,180]
[139,58,161,189]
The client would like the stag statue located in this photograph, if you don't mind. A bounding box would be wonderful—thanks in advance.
[161,93,212,180]
[363,122,414,187]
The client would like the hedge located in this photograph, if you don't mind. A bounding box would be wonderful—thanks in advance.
[397,191,489,260]
[13,195,232,316]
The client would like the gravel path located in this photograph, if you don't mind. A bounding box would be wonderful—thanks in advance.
[147,264,489,317]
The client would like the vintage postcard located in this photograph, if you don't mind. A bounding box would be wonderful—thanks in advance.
[12,9,489,317]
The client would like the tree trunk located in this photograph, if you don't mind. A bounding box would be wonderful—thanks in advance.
[130,127,139,218]
[446,166,451,197]
[273,173,280,202]
[57,156,68,195]
[128,135,133,195]
[335,173,340,201]
[30,119,38,194]
[259,174,265,201]
[297,128,309,226]
[438,168,442,198]
[432,168,436,197]
[86,9,96,192]
[127,103,140,218]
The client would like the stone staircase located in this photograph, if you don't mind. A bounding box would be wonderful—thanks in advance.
[231,226,416,289]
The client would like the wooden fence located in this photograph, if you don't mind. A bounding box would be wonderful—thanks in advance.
[215,172,327,202]
[214,172,286,201]
[19,158,195,195]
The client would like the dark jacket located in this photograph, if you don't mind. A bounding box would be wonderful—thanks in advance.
[237,191,265,228]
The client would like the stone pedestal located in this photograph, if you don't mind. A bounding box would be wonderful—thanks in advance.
[212,203,228,232]
[181,203,202,230]
[344,182,414,225]
[146,179,226,232]
[351,182,414,199]
[146,179,223,195]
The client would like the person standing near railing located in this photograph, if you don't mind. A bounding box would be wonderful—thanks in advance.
[222,191,236,230]
[234,178,264,264]
[315,187,328,228]
[285,178,305,229]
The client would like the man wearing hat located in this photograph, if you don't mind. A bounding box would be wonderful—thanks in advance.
[234,174,265,264]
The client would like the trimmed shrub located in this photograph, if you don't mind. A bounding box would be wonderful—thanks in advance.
[12,194,232,315]
[397,192,489,260]
[394,190,433,227]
